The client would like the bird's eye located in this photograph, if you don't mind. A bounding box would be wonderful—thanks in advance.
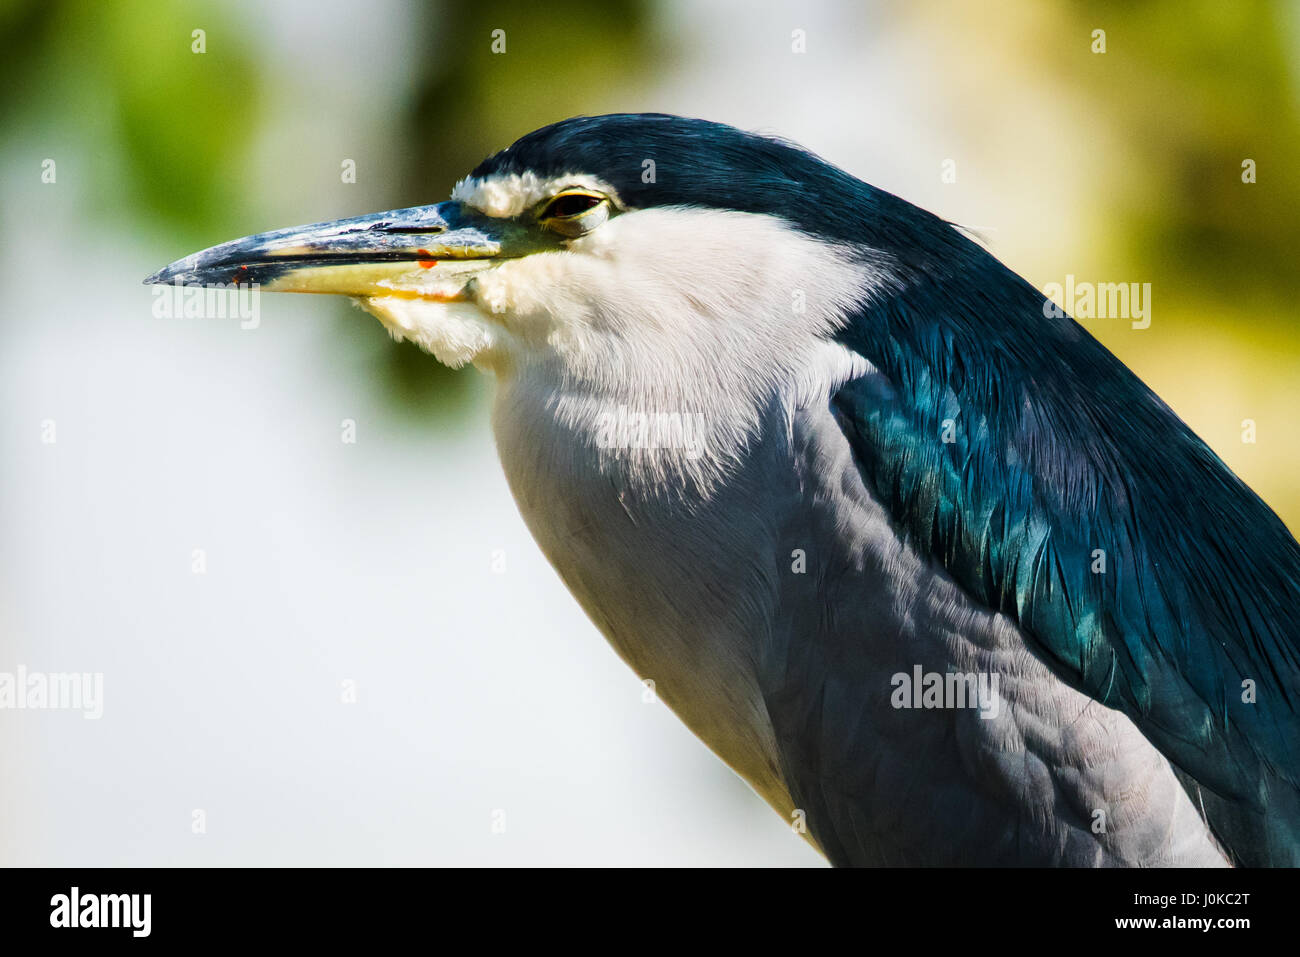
[538,191,610,238]
[541,192,603,219]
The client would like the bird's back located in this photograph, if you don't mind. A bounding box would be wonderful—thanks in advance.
[827,244,1300,866]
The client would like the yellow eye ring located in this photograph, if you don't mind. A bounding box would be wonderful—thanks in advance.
[538,190,610,237]
[540,191,605,220]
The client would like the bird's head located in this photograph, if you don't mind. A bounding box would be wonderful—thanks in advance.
[147,115,974,481]
[148,115,926,365]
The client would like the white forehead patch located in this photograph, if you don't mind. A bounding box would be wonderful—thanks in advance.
[451,172,624,218]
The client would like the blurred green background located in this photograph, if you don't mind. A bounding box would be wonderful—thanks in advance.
[0,0,1296,865]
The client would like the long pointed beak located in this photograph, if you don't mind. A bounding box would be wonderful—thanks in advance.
[144,201,528,298]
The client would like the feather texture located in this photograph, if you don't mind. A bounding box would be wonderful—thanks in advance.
[831,248,1300,865]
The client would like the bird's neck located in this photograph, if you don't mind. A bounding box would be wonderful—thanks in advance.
[484,344,874,831]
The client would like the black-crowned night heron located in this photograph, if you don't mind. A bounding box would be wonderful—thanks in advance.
[147,113,1300,867]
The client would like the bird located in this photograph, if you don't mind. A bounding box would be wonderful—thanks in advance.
[146,113,1300,867]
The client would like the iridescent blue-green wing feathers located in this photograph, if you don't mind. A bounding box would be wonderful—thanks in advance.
[832,246,1300,866]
